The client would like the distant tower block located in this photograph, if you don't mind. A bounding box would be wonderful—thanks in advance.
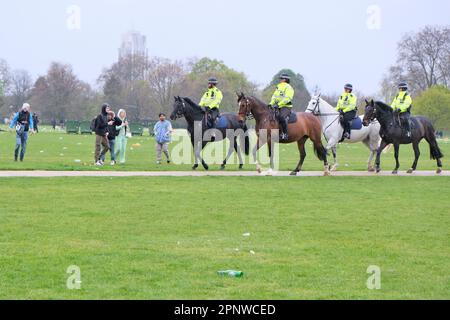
[118,31,148,60]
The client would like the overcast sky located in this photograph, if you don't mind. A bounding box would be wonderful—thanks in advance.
[1,0,449,95]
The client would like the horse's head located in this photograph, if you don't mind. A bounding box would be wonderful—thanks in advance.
[305,94,322,115]
[237,92,253,121]
[363,99,376,126]
[170,96,185,121]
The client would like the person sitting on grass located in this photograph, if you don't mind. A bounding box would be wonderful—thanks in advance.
[153,113,173,165]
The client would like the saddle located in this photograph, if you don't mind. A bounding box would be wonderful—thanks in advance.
[204,113,228,129]
[271,108,297,124]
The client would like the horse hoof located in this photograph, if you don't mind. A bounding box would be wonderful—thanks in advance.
[192,165,198,171]
[392,170,398,175]
[407,169,414,174]
[256,166,262,174]
[437,168,442,174]
[220,165,226,171]
[368,166,375,172]
[376,169,381,174]
[203,165,209,171]
[239,165,244,170]
[323,172,330,177]
[290,171,298,176]
[330,165,338,172]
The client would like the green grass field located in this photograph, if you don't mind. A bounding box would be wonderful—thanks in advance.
[0,177,448,299]
[0,128,449,299]
[0,127,449,172]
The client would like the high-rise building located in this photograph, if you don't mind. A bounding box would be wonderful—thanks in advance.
[118,31,148,60]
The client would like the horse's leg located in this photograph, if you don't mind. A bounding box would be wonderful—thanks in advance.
[191,137,199,170]
[200,141,209,170]
[392,143,400,174]
[290,137,308,176]
[375,140,389,173]
[267,138,274,173]
[407,141,421,173]
[363,139,375,172]
[234,137,244,170]
[221,137,235,170]
[253,136,266,173]
[330,146,338,171]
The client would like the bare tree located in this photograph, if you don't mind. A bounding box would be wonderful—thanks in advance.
[147,57,185,115]
[10,69,33,109]
[382,26,450,98]
[30,62,93,122]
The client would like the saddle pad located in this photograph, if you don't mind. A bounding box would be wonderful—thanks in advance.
[350,117,363,130]
[288,112,298,124]
[215,116,229,129]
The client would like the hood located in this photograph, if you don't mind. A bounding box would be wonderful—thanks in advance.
[117,109,126,121]
[101,104,109,116]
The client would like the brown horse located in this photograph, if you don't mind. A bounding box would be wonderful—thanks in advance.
[237,93,330,176]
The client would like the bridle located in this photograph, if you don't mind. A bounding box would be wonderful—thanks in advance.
[308,96,341,134]
[364,103,377,125]
[238,97,254,120]
[173,98,187,120]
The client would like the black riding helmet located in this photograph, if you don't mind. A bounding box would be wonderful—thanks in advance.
[344,83,353,91]
[398,82,408,91]
[208,77,218,85]
[279,73,291,83]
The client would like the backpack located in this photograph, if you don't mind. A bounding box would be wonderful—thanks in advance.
[90,117,97,132]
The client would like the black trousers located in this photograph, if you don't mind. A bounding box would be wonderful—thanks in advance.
[205,107,220,128]
[399,112,411,133]
[277,107,291,135]
[341,110,357,135]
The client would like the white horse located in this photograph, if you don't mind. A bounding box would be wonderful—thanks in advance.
[305,95,381,171]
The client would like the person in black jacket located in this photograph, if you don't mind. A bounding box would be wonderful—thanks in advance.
[32,113,39,133]
[100,111,122,165]
[94,103,113,165]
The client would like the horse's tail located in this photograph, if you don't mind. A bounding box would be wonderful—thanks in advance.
[423,120,444,160]
[313,141,328,161]
[243,124,250,156]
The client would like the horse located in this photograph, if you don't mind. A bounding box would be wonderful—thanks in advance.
[170,96,250,170]
[237,93,330,176]
[305,95,381,172]
[363,100,443,174]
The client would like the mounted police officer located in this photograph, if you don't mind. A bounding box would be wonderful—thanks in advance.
[336,83,358,139]
[391,82,412,137]
[199,77,223,129]
[269,73,294,140]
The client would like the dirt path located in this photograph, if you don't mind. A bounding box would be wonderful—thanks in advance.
[0,170,447,177]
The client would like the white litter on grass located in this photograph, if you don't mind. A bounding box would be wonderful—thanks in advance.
[250,250,256,255]
[243,233,251,237]
[63,147,68,150]
[235,248,240,252]
[40,150,44,153]
[74,159,81,163]
[60,154,64,156]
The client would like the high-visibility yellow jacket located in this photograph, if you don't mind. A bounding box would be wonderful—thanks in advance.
[270,82,294,108]
[391,91,412,113]
[199,87,223,110]
[336,92,358,113]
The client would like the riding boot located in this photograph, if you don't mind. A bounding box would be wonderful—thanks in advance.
[280,117,289,140]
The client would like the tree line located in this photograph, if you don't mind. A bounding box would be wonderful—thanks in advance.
[0,25,449,130]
